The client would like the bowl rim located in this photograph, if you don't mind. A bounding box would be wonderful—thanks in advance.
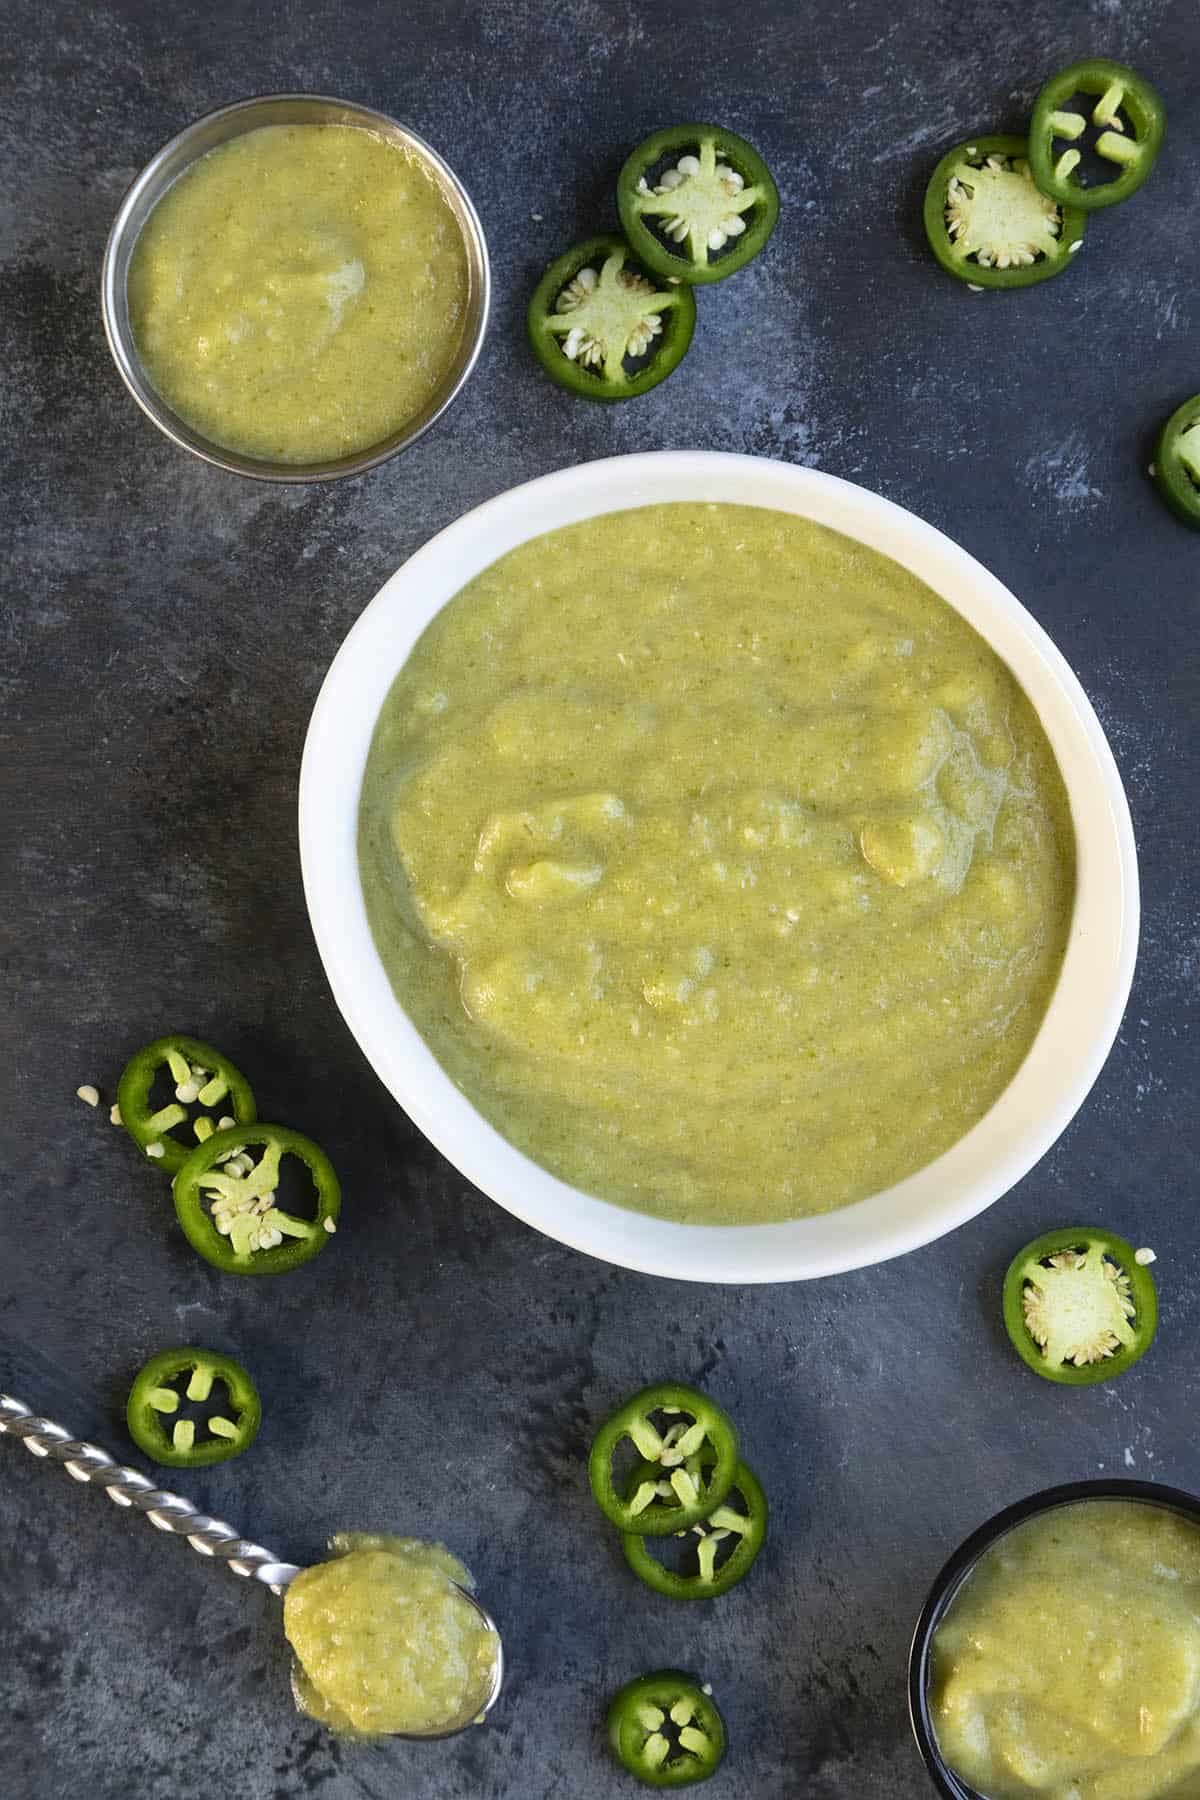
[907,1478,1200,1797]
[299,450,1139,1282]
[100,91,491,483]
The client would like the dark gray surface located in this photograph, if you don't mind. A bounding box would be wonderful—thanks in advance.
[2,1,1197,1795]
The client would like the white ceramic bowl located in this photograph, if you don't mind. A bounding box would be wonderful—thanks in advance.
[299,452,1138,1283]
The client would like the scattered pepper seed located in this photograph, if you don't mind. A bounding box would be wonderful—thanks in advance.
[110,1102,123,1127]
[323,1216,337,1233]
[1135,1246,1157,1265]
[76,1084,100,1107]
[146,1142,166,1160]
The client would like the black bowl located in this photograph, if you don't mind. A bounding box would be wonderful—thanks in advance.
[907,1478,1200,1798]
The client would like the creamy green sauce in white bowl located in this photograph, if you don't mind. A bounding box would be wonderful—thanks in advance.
[299,452,1138,1282]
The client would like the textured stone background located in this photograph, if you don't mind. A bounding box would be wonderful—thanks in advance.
[2,1,1197,1795]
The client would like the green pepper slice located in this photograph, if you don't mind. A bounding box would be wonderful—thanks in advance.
[126,1346,261,1468]
[172,1124,340,1277]
[617,123,779,285]
[117,1034,256,1175]
[923,135,1086,289]
[1154,394,1200,529]
[527,236,696,401]
[589,1383,738,1536]
[1003,1226,1158,1385]
[608,1671,725,1787]
[1029,59,1165,212]
[622,1457,768,1600]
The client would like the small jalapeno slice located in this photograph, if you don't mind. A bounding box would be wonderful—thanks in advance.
[622,1456,768,1600]
[1154,394,1200,530]
[1029,59,1165,212]
[117,1034,256,1175]
[589,1383,738,1536]
[173,1124,340,1277]
[527,236,696,401]
[608,1671,725,1787]
[617,122,779,286]
[923,134,1086,289]
[1003,1226,1158,1385]
[126,1347,261,1468]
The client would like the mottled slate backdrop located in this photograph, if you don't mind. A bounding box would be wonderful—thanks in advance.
[1,1,1196,1795]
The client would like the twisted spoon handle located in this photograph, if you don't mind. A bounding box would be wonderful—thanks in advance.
[0,1393,300,1594]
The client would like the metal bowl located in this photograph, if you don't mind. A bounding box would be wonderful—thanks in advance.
[908,1478,1200,1797]
[100,94,490,483]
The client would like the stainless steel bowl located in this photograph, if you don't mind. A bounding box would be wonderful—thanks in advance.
[101,94,490,482]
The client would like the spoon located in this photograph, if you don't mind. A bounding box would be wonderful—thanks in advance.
[0,1391,504,1740]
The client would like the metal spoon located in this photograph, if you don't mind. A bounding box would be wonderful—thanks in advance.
[0,1391,504,1740]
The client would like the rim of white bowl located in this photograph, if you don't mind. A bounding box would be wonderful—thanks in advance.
[299,452,1138,1284]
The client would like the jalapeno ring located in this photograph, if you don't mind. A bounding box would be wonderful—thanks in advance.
[527,236,696,401]
[126,1347,260,1467]
[622,1457,768,1599]
[1028,59,1165,212]
[173,1124,340,1277]
[607,1670,725,1786]
[117,1034,256,1174]
[923,134,1086,289]
[1002,1226,1158,1385]
[588,1383,739,1536]
[616,122,779,285]
[1154,394,1200,530]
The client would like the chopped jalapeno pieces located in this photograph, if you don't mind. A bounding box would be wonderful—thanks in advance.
[172,1124,340,1276]
[1154,394,1200,529]
[1029,59,1165,212]
[117,1034,256,1175]
[589,1383,739,1536]
[622,1456,768,1600]
[608,1671,725,1787]
[617,123,779,284]
[527,236,696,401]
[923,135,1086,289]
[1002,1227,1158,1385]
[126,1347,260,1468]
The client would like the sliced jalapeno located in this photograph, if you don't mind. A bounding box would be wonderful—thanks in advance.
[527,236,696,401]
[1029,59,1165,212]
[173,1124,340,1277]
[622,1456,767,1600]
[1003,1226,1158,1385]
[126,1347,260,1468]
[1154,394,1200,530]
[589,1383,739,1536]
[617,122,779,285]
[924,134,1086,289]
[117,1034,256,1175]
[608,1671,725,1787]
